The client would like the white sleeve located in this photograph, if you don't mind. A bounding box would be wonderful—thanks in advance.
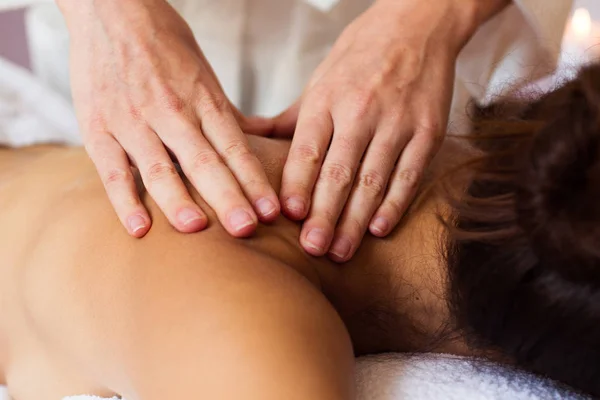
[456,0,574,105]
[0,0,51,12]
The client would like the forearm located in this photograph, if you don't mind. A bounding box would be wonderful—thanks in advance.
[373,0,511,55]
[447,0,513,50]
[56,0,169,36]
[472,0,512,26]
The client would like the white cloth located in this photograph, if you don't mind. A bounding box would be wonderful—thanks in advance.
[0,57,79,146]
[354,353,587,400]
[0,353,584,400]
[1,0,573,127]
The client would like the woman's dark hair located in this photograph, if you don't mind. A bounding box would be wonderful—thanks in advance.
[447,64,600,397]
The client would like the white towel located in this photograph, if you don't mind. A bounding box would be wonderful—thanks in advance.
[355,353,587,400]
[31,354,582,400]
[0,57,80,147]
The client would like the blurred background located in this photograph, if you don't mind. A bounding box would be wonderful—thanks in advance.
[2,1,600,70]
[0,7,28,68]
[0,1,599,110]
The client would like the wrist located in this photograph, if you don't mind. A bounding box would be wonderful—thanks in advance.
[57,0,165,35]
[448,0,512,49]
[56,0,95,26]
[372,0,509,56]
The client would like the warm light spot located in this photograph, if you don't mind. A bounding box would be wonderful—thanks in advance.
[572,7,592,38]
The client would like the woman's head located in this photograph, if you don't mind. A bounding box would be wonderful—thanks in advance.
[447,64,600,397]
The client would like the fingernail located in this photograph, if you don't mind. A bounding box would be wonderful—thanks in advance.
[305,228,328,253]
[255,198,277,218]
[285,196,305,215]
[177,208,203,226]
[229,208,256,232]
[128,214,147,235]
[329,237,352,260]
[370,217,389,235]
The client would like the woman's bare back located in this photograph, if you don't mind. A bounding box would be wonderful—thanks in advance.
[0,135,462,399]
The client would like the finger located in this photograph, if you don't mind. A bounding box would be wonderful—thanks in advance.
[328,128,410,262]
[120,127,208,234]
[369,133,436,237]
[280,101,334,221]
[230,105,275,137]
[270,99,301,138]
[240,116,276,136]
[151,115,260,237]
[299,124,372,257]
[85,133,151,238]
[195,95,280,223]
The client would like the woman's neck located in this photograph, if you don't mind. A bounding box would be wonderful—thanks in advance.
[245,135,474,355]
[0,139,472,358]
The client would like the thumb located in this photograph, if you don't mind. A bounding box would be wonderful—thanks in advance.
[229,104,274,136]
[269,99,301,138]
[240,115,276,136]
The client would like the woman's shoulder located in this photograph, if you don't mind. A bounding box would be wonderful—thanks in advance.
[21,213,353,398]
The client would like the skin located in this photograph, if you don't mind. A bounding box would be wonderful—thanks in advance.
[0,135,472,399]
[56,0,509,261]
[272,0,511,261]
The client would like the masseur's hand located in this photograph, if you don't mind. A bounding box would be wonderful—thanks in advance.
[271,0,485,261]
[58,0,279,238]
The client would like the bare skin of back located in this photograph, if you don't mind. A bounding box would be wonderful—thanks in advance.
[0,136,468,399]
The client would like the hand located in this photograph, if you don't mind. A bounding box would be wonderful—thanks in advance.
[271,0,483,262]
[59,0,279,238]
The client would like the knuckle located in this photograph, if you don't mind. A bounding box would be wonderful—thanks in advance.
[145,162,178,184]
[85,114,108,137]
[221,140,253,164]
[102,167,131,187]
[320,162,354,190]
[395,168,421,190]
[384,197,405,219]
[198,92,230,117]
[349,90,375,120]
[357,170,386,198]
[377,134,402,154]
[190,150,224,172]
[370,59,396,89]
[416,118,444,142]
[307,87,331,107]
[392,52,424,89]
[291,143,322,166]
[127,103,143,122]
[157,84,185,113]
[334,135,356,153]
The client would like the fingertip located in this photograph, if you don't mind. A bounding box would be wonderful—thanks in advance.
[327,235,354,263]
[174,207,208,233]
[127,213,151,238]
[281,195,308,221]
[255,197,281,223]
[301,226,331,257]
[226,208,258,238]
[369,216,390,237]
